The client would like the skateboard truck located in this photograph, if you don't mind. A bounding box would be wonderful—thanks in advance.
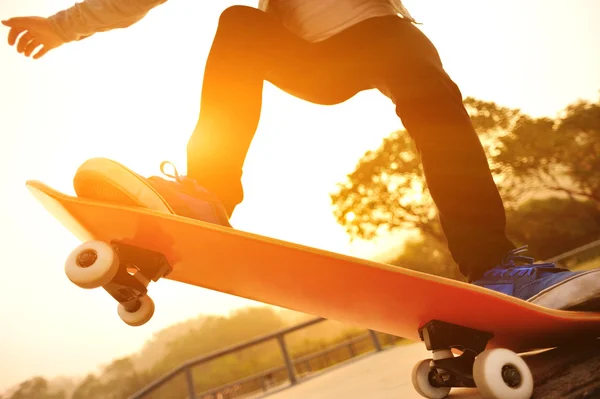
[64,240,172,327]
[413,320,534,399]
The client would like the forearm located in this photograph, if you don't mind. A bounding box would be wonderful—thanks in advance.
[48,0,167,42]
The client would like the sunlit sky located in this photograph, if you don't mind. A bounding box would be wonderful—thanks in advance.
[1,0,599,392]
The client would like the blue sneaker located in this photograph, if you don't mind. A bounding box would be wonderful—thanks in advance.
[72,157,231,227]
[473,246,600,311]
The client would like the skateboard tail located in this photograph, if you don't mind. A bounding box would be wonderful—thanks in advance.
[27,181,95,242]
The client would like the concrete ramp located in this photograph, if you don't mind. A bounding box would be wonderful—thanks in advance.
[264,343,480,399]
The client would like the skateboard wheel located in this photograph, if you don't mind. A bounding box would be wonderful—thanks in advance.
[64,241,119,289]
[473,348,533,399]
[411,359,451,399]
[117,295,155,327]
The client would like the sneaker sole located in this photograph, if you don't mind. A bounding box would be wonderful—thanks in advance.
[527,269,600,311]
[73,158,174,214]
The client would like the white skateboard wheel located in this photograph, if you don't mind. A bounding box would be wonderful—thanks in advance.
[65,241,119,289]
[473,348,533,399]
[411,359,451,399]
[117,295,155,326]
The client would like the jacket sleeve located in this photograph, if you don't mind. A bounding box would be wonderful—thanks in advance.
[48,0,168,42]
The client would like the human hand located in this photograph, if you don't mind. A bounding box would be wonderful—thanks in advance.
[2,16,65,59]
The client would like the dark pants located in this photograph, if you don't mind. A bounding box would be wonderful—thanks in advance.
[187,6,515,281]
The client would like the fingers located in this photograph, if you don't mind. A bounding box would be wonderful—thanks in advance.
[3,16,54,59]
[3,17,28,44]
[6,25,26,46]
[16,32,35,53]
[3,17,36,47]
[2,17,27,27]
[33,45,50,59]
[7,30,46,58]
[4,17,29,46]
[24,39,42,57]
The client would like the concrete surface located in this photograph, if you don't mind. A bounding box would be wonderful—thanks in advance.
[259,338,600,399]
[262,343,479,399]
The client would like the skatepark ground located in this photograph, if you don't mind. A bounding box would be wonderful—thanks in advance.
[252,343,479,399]
[249,339,600,399]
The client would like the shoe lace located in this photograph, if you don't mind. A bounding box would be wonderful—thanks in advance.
[160,161,183,183]
[160,161,200,187]
[483,246,555,278]
[158,161,213,195]
[501,246,535,267]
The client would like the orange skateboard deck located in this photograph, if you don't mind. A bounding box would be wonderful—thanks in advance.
[27,179,600,399]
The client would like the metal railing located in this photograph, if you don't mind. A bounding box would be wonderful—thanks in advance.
[546,238,600,267]
[129,318,393,399]
[197,331,399,399]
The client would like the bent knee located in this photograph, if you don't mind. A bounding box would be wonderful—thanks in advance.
[386,62,462,104]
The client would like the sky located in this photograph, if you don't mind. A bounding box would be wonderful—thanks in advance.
[1,0,599,393]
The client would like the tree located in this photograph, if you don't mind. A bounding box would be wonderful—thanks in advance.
[151,306,287,394]
[71,375,104,399]
[330,129,442,243]
[131,315,207,372]
[496,99,600,208]
[330,97,524,243]
[330,95,600,274]
[101,357,147,399]
[505,197,600,260]
[388,235,464,280]
[8,377,65,399]
[7,307,400,399]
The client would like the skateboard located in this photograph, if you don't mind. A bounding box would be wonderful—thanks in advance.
[26,179,600,399]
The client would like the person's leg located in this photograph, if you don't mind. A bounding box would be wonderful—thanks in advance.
[190,7,514,280]
[366,17,600,311]
[186,6,377,215]
[371,18,515,282]
[72,9,407,226]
